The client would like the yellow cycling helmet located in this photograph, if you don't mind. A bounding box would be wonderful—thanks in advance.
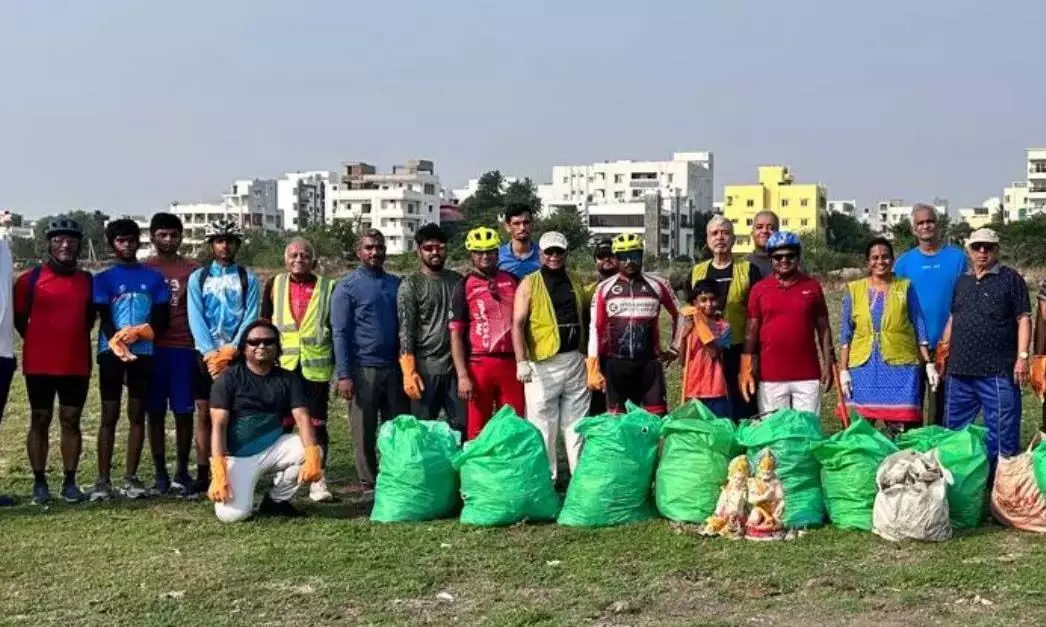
[465,226,501,252]
[611,232,644,254]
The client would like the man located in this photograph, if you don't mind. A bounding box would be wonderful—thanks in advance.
[187,219,261,495]
[893,203,967,425]
[207,320,323,522]
[90,218,170,501]
[14,218,95,504]
[0,213,17,506]
[397,223,464,434]
[938,228,1029,464]
[331,229,407,489]
[498,207,541,278]
[689,216,762,419]
[512,231,589,480]
[741,231,835,414]
[587,233,684,416]
[260,237,335,502]
[144,212,200,496]
[450,226,524,439]
[583,238,619,416]
[747,210,780,277]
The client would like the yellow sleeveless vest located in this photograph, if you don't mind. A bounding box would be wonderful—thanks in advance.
[272,273,335,381]
[690,260,750,346]
[525,271,586,362]
[846,277,920,368]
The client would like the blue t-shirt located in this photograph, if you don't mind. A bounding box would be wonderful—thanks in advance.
[893,244,967,348]
[93,263,170,356]
[497,242,540,278]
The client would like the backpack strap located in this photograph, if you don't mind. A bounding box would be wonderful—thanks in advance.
[24,265,44,320]
[237,265,249,309]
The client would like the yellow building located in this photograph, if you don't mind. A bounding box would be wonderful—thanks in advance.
[722,166,828,253]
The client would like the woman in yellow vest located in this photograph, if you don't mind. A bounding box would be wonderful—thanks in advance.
[838,237,937,430]
[689,216,763,419]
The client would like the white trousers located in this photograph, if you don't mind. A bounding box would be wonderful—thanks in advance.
[214,434,305,523]
[524,351,590,480]
[757,380,821,415]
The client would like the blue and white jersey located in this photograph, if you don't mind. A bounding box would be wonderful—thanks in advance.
[186,261,260,354]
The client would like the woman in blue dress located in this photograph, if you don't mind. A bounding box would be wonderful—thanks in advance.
[838,237,938,432]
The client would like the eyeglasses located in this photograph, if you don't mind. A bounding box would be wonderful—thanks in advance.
[615,252,644,263]
[543,248,566,257]
[246,337,278,347]
[771,252,798,262]
[594,251,613,261]
[421,243,446,253]
[969,242,997,252]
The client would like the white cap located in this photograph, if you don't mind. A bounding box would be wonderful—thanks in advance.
[539,231,569,252]
[967,228,1000,247]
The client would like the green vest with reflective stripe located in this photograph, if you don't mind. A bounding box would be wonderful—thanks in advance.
[273,273,334,381]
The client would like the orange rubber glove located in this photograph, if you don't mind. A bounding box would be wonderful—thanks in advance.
[208,455,232,503]
[209,345,238,379]
[585,357,605,392]
[1031,355,1046,401]
[739,354,757,403]
[299,444,323,483]
[934,342,950,375]
[399,354,425,401]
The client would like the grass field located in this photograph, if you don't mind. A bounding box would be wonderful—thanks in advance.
[3,288,1046,626]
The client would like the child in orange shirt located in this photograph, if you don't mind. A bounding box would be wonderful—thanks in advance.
[680,279,733,417]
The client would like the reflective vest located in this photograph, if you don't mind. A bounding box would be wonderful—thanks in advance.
[272,273,334,381]
[846,277,919,368]
[690,260,750,345]
[525,271,586,362]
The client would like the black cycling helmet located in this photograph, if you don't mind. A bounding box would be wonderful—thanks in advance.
[45,217,84,239]
[592,236,613,258]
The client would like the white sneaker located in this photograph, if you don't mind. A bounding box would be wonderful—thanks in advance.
[309,477,334,503]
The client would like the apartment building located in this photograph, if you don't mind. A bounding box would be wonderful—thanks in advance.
[723,166,827,253]
[876,199,948,233]
[958,206,992,229]
[1003,181,1030,223]
[828,199,875,229]
[1025,149,1046,215]
[277,171,333,231]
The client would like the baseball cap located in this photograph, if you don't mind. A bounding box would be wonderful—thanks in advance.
[539,231,568,252]
[967,228,1000,247]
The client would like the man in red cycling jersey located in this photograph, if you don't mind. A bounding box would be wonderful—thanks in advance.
[587,233,684,416]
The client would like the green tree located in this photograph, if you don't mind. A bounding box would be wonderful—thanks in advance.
[947,220,972,246]
[826,212,876,254]
[534,207,592,252]
[458,170,504,229]
[304,219,358,262]
[502,178,543,217]
[888,218,917,252]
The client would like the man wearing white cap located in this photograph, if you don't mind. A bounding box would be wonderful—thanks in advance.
[511,231,589,481]
[937,228,1030,464]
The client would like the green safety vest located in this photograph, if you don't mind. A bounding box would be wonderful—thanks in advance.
[272,273,334,381]
[690,260,750,346]
[846,277,919,368]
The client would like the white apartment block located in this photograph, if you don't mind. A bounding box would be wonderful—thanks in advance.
[1025,149,1046,215]
[1003,181,1030,222]
[104,215,152,259]
[538,151,714,257]
[827,199,876,228]
[326,160,441,255]
[168,202,235,251]
[277,171,333,231]
[452,176,521,204]
[877,198,948,233]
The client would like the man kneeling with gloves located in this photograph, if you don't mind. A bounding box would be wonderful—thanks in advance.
[207,320,323,522]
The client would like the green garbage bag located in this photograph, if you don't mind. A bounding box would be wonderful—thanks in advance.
[371,416,461,522]
[558,404,663,527]
[736,409,826,528]
[452,406,560,526]
[810,416,898,531]
[897,425,989,529]
[1034,438,1046,496]
[655,400,740,522]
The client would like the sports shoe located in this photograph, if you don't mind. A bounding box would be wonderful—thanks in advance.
[189,474,210,500]
[61,481,85,503]
[258,494,303,518]
[170,472,194,498]
[309,477,334,503]
[89,478,113,502]
[32,481,52,505]
[152,471,172,496]
[121,476,150,499]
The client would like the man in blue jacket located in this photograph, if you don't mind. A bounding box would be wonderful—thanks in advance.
[332,229,408,489]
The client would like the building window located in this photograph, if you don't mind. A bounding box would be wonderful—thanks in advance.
[562,177,568,184]
[746,218,753,226]
[361,203,371,214]
[423,183,435,195]
[588,214,645,228]
[726,196,733,206]
[746,199,754,208]
[782,219,790,227]
[632,189,643,198]
[800,199,809,207]
[667,173,674,184]
[631,172,657,180]
[428,204,434,213]
[614,174,623,184]
[801,218,809,227]
[614,191,625,200]
[781,199,789,207]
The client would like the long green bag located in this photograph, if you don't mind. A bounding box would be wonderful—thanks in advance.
[810,415,898,531]
[897,425,989,529]
[655,400,739,522]
[452,406,561,526]
[371,416,461,522]
[558,404,663,527]
[1034,437,1046,496]
[736,409,826,528]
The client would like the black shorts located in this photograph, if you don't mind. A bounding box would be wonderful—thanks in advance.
[98,352,153,402]
[604,357,667,416]
[194,353,213,402]
[281,367,330,432]
[25,374,90,411]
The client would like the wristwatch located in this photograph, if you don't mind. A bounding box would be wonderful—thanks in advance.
[1019,351,1030,359]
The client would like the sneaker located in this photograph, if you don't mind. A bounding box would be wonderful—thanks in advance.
[32,481,51,505]
[170,472,194,498]
[188,474,210,500]
[258,494,304,517]
[309,477,334,503]
[89,478,113,502]
[121,476,150,499]
[61,481,85,503]
[152,471,172,496]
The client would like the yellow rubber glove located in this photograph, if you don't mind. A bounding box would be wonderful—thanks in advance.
[399,354,425,401]
[1031,355,1046,401]
[739,354,757,403]
[299,444,323,483]
[585,357,605,392]
[208,455,232,503]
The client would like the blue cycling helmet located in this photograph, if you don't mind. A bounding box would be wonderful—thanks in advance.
[766,231,801,253]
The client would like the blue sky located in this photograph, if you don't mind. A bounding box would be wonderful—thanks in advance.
[1,0,1043,217]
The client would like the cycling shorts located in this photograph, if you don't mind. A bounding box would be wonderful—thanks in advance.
[604,357,667,416]
[24,374,90,411]
[98,351,153,402]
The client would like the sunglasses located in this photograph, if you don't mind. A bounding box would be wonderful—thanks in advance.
[246,337,278,347]
[594,251,613,261]
[771,252,798,262]
[421,243,446,253]
[969,243,997,252]
[615,252,643,263]
[544,247,566,257]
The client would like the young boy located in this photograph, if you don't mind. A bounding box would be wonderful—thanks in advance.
[680,279,733,417]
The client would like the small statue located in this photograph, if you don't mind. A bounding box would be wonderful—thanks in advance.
[745,449,786,541]
[701,455,750,540]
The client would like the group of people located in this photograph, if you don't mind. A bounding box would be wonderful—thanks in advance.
[0,200,1039,520]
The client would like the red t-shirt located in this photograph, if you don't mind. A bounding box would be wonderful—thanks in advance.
[145,256,200,349]
[289,279,315,325]
[747,273,829,383]
[449,270,517,357]
[14,265,93,376]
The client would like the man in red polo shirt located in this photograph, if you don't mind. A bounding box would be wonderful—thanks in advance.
[740,231,835,414]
